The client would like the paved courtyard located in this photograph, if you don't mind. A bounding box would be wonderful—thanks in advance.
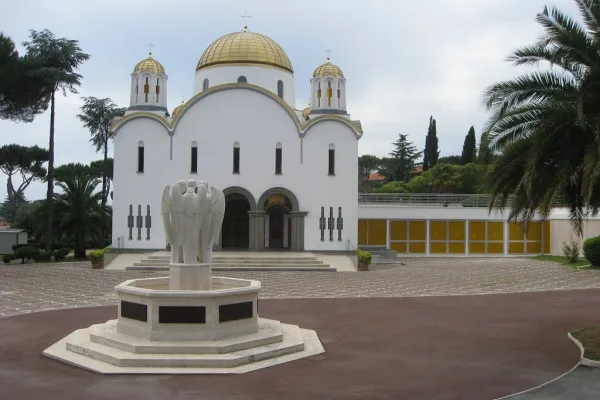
[2,257,600,318]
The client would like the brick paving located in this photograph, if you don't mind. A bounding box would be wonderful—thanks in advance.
[1,257,600,318]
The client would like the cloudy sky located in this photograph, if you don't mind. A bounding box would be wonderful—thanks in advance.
[0,0,579,201]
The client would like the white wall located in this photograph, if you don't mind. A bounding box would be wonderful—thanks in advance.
[194,65,295,108]
[112,87,359,251]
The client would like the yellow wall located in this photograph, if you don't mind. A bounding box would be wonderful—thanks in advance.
[508,221,543,255]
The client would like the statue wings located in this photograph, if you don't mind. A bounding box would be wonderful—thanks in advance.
[209,185,226,246]
[161,185,176,245]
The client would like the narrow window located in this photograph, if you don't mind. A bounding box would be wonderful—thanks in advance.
[190,141,198,173]
[327,81,332,106]
[317,82,321,107]
[203,78,209,90]
[275,142,282,175]
[237,76,247,83]
[155,78,160,103]
[277,80,284,98]
[328,143,335,175]
[144,77,149,102]
[137,141,144,173]
[233,141,240,173]
[135,78,139,103]
[337,82,341,107]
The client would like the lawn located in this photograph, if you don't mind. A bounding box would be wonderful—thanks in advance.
[572,326,600,361]
[534,254,590,268]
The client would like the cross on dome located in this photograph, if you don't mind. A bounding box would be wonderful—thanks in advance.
[241,9,252,31]
[325,48,332,61]
[148,42,154,56]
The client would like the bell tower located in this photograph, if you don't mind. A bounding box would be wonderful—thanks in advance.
[128,45,168,116]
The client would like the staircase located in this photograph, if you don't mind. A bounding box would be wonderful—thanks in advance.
[127,252,336,272]
[358,245,399,261]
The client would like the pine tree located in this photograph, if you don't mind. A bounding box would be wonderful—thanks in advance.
[461,126,477,165]
[423,116,439,171]
[389,133,422,182]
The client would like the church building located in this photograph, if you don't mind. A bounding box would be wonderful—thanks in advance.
[110,25,362,252]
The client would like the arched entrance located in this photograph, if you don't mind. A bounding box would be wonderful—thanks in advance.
[221,187,256,250]
[263,194,293,249]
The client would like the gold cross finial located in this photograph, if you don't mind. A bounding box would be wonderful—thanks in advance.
[148,42,154,56]
[325,48,332,61]
[241,9,252,30]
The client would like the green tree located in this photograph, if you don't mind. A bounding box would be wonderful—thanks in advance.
[358,154,382,192]
[388,133,422,182]
[437,155,461,165]
[0,33,50,122]
[478,131,494,165]
[376,181,410,193]
[0,144,48,221]
[423,116,439,171]
[11,200,45,239]
[482,0,600,235]
[22,29,90,249]
[77,97,125,205]
[90,158,114,200]
[53,164,108,258]
[461,126,477,165]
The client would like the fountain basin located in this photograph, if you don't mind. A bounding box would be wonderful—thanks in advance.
[115,276,260,341]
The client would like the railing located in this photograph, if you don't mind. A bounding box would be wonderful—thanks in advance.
[358,193,493,207]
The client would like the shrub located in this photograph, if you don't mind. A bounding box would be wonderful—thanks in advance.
[14,246,40,264]
[54,248,70,262]
[88,249,105,264]
[34,250,54,263]
[583,236,600,267]
[562,239,580,264]
[12,243,39,252]
[357,249,372,265]
[3,255,12,264]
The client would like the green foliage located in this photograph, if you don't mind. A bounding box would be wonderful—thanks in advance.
[423,116,439,171]
[478,131,494,165]
[583,236,600,267]
[14,246,39,264]
[387,133,422,182]
[3,255,12,264]
[11,200,45,238]
[53,248,70,262]
[562,239,580,264]
[12,242,38,252]
[358,154,384,191]
[406,163,487,194]
[34,250,53,262]
[482,2,600,235]
[461,126,477,165]
[88,249,105,263]
[376,181,410,193]
[357,249,372,265]
[437,155,461,165]
[0,33,51,122]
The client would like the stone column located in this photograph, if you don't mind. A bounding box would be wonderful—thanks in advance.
[290,211,308,251]
[248,211,266,251]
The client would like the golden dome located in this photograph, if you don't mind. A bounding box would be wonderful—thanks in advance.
[171,101,185,118]
[313,58,344,78]
[134,53,165,74]
[196,30,293,73]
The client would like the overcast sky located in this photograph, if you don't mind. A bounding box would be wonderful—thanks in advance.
[0,0,579,201]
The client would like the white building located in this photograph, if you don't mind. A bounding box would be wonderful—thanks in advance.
[111,27,362,252]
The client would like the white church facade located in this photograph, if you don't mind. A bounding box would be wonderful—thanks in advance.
[111,27,363,252]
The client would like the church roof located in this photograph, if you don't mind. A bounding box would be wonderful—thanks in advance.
[134,53,165,74]
[196,29,293,73]
[313,58,344,78]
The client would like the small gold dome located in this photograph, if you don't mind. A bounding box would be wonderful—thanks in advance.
[172,101,185,118]
[196,30,293,73]
[313,58,344,78]
[134,53,165,74]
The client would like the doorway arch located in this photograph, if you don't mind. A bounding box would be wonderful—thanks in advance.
[221,187,256,250]
[257,187,305,250]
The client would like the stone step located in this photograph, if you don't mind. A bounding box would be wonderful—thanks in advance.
[126,264,337,272]
[139,258,324,265]
[89,319,284,354]
[65,323,305,369]
[147,255,319,261]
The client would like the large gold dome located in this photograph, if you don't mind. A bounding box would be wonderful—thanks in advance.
[134,54,165,74]
[196,30,294,73]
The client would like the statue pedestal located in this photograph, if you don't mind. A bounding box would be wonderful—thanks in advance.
[169,263,211,290]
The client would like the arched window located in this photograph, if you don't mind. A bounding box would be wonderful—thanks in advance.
[137,141,145,173]
[203,78,209,90]
[237,75,247,83]
[275,142,282,175]
[233,141,240,173]
[327,81,332,106]
[317,82,321,107]
[337,82,341,107]
[328,143,335,175]
[190,141,198,173]
[277,80,284,98]
[144,77,150,102]
[155,78,160,103]
[135,78,139,104]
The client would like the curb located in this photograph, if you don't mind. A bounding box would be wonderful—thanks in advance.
[568,331,600,367]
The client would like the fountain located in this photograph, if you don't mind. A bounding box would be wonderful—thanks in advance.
[43,180,324,374]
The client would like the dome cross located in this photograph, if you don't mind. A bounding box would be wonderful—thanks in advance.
[241,9,252,30]
[148,42,154,56]
[325,48,332,61]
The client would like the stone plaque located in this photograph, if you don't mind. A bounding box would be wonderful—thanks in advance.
[120,301,148,322]
[158,306,206,324]
[219,301,253,323]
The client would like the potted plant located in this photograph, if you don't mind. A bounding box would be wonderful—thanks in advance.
[89,249,105,269]
[357,249,372,271]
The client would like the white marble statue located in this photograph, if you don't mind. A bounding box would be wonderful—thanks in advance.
[161,180,225,265]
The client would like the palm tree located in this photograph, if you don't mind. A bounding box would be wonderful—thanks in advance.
[77,97,126,206]
[482,0,600,235]
[53,165,108,258]
[22,29,90,250]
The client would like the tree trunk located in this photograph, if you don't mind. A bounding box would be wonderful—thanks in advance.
[44,91,56,251]
[75,237,86,259]
[101,139,108,206]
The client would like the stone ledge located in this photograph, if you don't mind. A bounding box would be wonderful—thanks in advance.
[568,331,600,368]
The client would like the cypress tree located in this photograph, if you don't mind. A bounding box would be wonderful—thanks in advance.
[461,126,477,165]
[423,116,439,171]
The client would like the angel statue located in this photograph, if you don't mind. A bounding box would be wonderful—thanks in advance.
[198,182,226,263]
[162,180,207,264]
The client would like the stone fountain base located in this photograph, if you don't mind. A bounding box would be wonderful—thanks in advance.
[42,274,324,374]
